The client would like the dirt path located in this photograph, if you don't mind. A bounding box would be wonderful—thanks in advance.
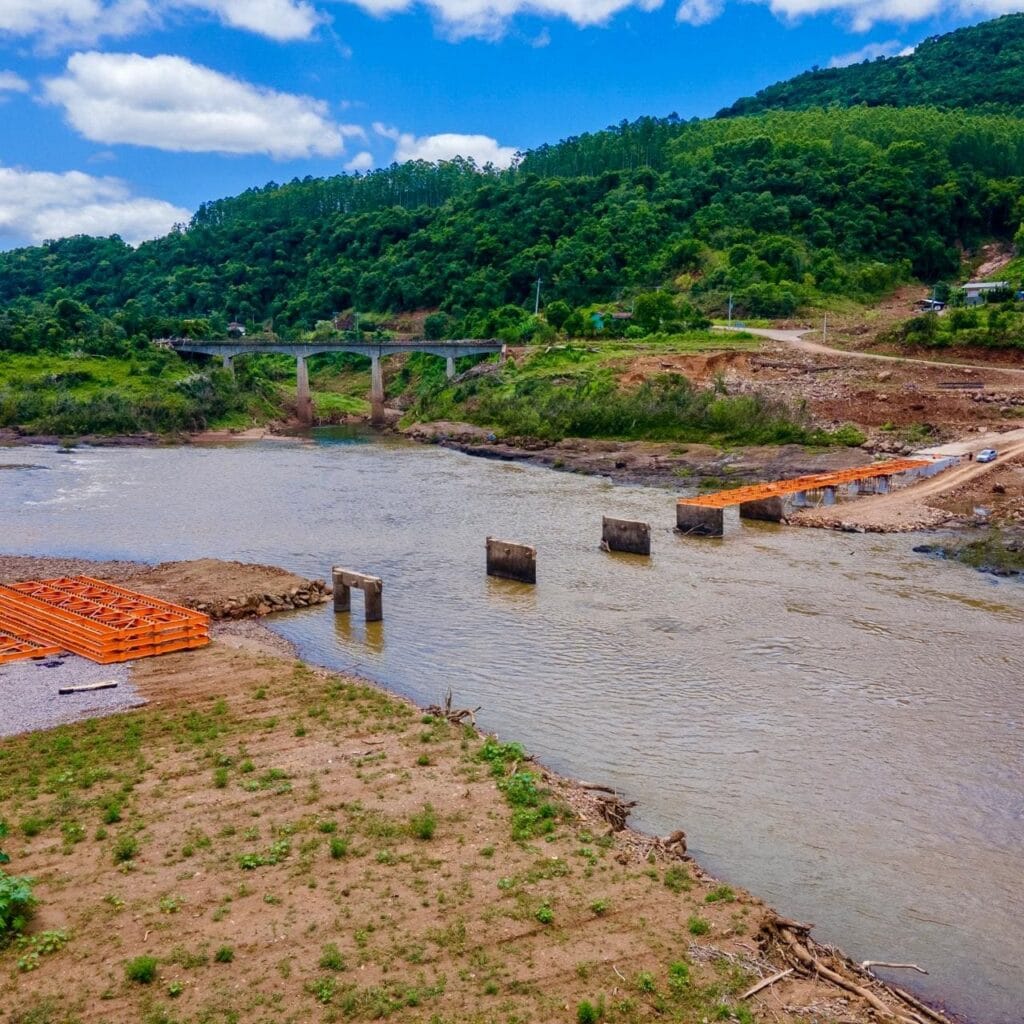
[716,326,1024,376]
[794,431,1024,531]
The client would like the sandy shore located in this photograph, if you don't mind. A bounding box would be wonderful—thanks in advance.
[0,555,959,1024]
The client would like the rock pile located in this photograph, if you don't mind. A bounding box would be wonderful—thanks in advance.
[191,580,332,619]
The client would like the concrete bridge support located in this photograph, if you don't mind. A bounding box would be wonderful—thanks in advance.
[296,355,313,424]
[370,355,385,425]
[877,476,892,494]
[486,537,537,584]
[823,486,837,506]
[333,568,383,622]
[739,496,785,522]
[601,517,651,555]
[677,505,724,537]
[221,354,234,375]
[446,356,456,379]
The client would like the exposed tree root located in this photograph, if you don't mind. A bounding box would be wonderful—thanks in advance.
[758,913,955,1024]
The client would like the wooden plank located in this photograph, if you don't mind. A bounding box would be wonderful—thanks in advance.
[58,680,119,695]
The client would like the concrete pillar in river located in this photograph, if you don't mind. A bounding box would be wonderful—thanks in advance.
[333,568,383,622]
[601,516,651,555]
[676,504,724,537]
[370,355,385,425]
[486,537,537,584]
[739,496,785,522]
[296,355,313,425]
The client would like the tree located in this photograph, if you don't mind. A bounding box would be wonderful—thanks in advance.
[544,300,572,331]
[633,292,678,334]
[424,312,452,339]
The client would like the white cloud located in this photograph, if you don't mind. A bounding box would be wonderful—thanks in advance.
[0,164,190,245]
[0,71,31,93]
[345,150,375,171]
[829,38,904,65]
[680,0,1024,31]
[343,0,662,39]
[676,0,723,24]
[374,123,518,167]
[0,0,320,47]
[44,52,346,158]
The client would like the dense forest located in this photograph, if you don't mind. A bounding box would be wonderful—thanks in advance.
[719,13,1024,117]
[2,102,1023,348]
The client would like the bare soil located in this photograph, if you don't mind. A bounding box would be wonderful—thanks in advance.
[0,643,923,1024]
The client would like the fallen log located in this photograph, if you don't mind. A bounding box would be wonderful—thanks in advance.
[59,680,118,695]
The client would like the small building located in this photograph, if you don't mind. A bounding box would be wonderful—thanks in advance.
[915,299,945,313]
[611,311,633,321]
[227,321,246,337]
[963,281,1009,307]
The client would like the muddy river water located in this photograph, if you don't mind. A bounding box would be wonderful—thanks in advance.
[2,432,1022,1022]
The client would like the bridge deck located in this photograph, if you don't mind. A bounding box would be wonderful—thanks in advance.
[678,459,933,509]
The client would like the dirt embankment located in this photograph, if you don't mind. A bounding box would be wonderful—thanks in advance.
[0,556,961,1024]
[0,556,331,619]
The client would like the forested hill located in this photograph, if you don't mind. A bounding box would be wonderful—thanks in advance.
[2,16,1024,351]
[719,14,1024,117]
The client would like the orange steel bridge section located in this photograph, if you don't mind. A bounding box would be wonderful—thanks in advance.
[678,459,933,510]
[0,576,209,666]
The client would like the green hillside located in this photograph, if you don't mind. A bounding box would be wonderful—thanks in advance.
[2,15,1024,437]
[719,13,1024,117]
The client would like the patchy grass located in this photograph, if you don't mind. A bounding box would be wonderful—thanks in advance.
[0,640,878,1024]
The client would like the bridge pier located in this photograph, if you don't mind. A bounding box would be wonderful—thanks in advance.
[739,496,785,522]
[446,356,456,379]
[296,355,313,424]
[677,504,724,537]
[221,354,234,375]
[370,355,385,425]
[823,486,837,506]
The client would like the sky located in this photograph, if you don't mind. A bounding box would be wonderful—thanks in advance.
[1,0,1022,250]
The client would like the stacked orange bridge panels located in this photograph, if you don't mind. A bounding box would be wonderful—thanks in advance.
[0,576,209,665]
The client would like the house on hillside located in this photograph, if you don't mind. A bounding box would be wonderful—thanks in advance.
[227,321,247,337]
[962,281,1009,306]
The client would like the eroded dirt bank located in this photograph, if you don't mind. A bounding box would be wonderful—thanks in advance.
[0,556,962,1024]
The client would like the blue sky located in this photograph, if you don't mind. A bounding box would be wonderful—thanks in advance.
[0,0,1021,249]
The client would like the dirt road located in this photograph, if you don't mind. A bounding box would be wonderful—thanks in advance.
[715,325,1024,376]
[793,430,1024,531]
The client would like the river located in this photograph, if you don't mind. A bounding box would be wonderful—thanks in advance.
[1,432,1022,1022]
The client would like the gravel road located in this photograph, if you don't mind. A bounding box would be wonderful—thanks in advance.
[0,656,141,738]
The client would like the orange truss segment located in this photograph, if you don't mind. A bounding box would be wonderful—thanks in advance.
[0,576,209,665]
[678,459,932,509]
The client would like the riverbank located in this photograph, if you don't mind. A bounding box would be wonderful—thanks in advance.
[0,555,960,1024]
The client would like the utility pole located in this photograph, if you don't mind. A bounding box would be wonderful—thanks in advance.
[727,294,733,328]
[534,277,542,316]
[823,315,828,344]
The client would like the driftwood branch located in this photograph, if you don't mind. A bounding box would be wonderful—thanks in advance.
[862,961,929,976]
[594,794,637,831]
[425,687,481,727]
[741,968,794,1000]
[59,680,118,695]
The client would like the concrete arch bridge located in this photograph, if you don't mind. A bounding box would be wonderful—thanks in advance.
[165,339,505,424]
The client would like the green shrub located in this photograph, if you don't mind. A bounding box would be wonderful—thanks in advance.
[214,945,234,963]
[113,834,139,864]
[409,805,437,841]
[0,822,36,937]
[577,1000,600,1024]
[319,943,346,971]
[125,955,158,983]
[687,915,711,936]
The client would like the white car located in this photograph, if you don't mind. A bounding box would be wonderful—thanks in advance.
[976,448,998,463]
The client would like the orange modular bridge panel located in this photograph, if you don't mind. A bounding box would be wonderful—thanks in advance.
[0,576,209,665]
[0,615,62,666]
[677,459,933,510]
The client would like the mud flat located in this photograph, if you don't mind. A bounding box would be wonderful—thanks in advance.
[0,556,959,1024]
